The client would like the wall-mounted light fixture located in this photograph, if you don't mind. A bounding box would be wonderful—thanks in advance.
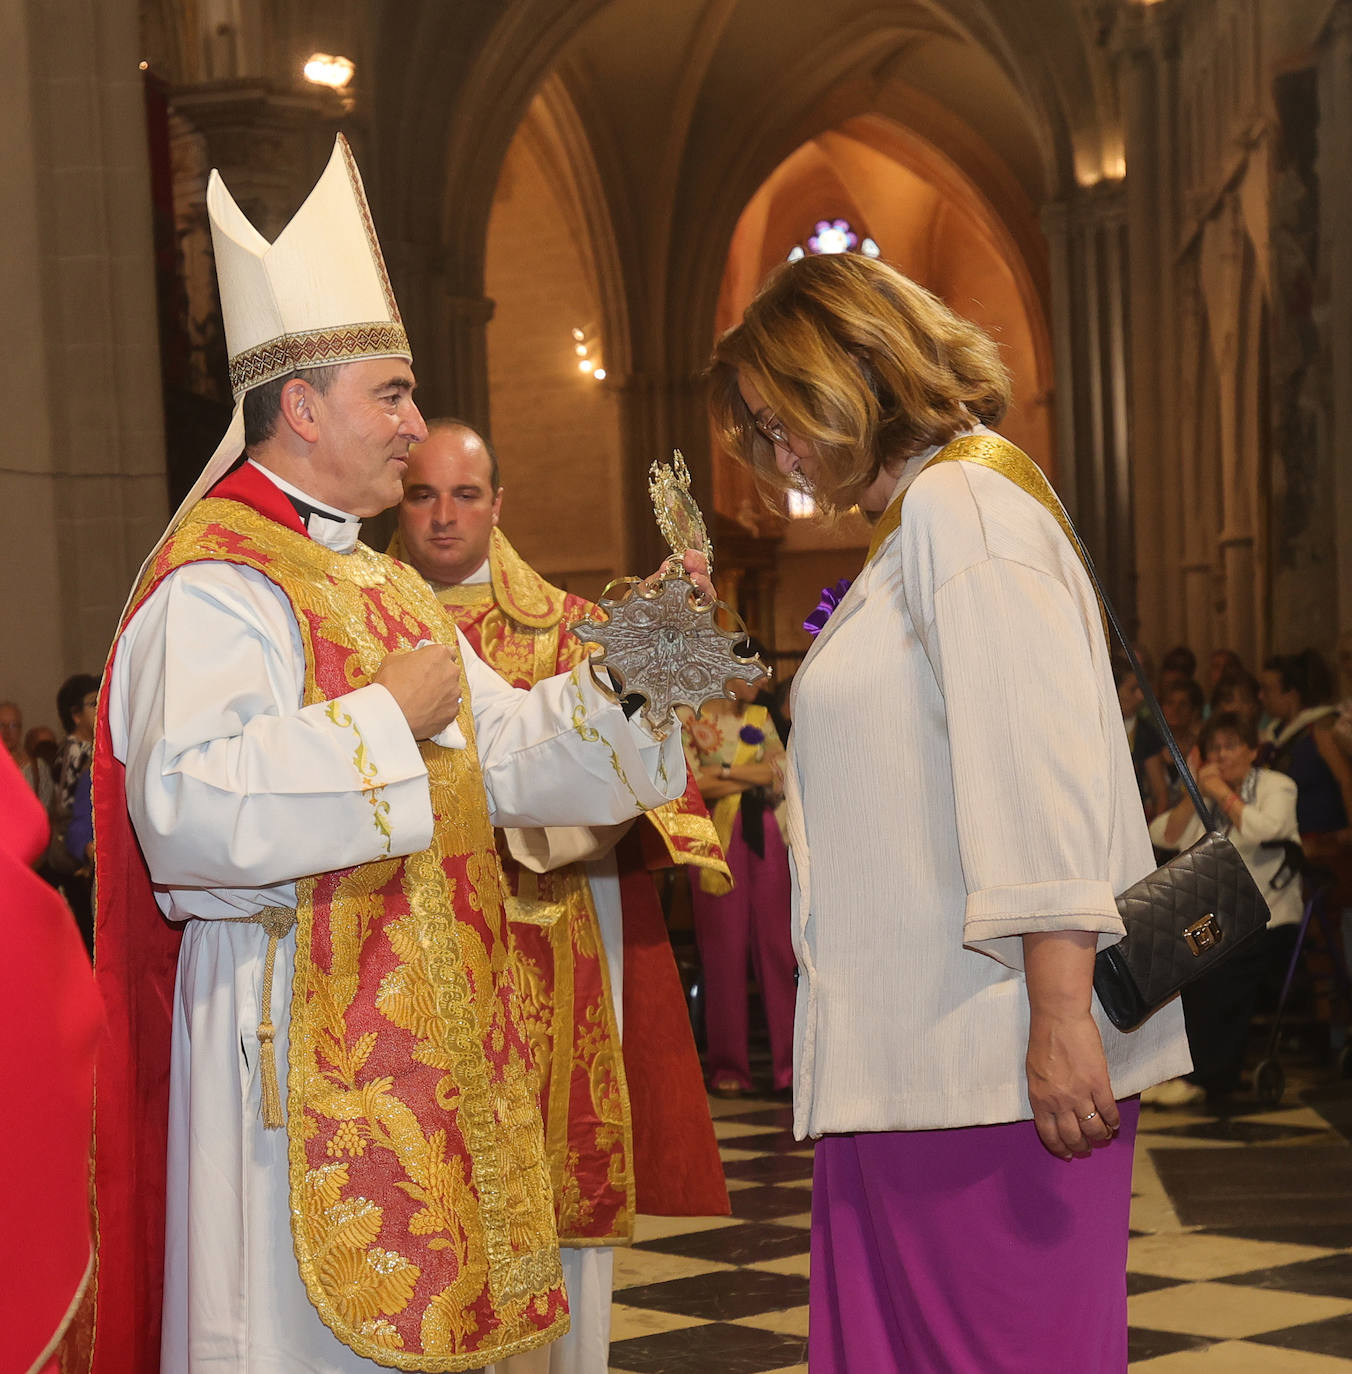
[572,327,606,382]
[303,53,355,89]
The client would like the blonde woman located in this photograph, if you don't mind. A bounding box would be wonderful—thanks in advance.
[708,254,1190,1373]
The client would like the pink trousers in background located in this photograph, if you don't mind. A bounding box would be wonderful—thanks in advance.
[690,812,797,1092]
[809,1100,1141,1373]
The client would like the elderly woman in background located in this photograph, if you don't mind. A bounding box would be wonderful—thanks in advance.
[708,254,1190,1373]
[1147,712,1302,1108]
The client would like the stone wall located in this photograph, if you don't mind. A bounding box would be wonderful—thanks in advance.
[1,0,166,726]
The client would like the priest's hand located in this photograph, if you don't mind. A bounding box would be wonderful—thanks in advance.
[374,645,463,740]
[640,550,717,602]
[680,549,716,602]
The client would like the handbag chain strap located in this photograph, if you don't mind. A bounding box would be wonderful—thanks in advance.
[912,436,1213,828]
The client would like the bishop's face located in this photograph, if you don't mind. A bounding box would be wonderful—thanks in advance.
[309,358,428,517]
[397,428,502,586]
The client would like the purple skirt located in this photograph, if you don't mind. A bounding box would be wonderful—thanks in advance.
[809,1101,1140,1373]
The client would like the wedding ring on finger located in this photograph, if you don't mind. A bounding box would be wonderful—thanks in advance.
[1079,1111,1098,1123]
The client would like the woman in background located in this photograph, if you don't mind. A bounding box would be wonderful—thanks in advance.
[682,668,795,1097]
[1147,712,1301,1108]
[1263,650,1352,888]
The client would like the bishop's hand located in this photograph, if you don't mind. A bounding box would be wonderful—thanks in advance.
[374,644,463,740]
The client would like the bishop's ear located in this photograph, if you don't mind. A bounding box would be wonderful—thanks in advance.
[278,377,321,444]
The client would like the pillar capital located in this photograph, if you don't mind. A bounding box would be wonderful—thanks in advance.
[170,80,349,237]
[1110,0,1183,61]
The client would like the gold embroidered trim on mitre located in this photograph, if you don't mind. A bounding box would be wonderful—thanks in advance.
[228,322,411,396]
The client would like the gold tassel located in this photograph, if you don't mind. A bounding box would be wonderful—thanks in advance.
[253,906,296,1130]
[257,1001,283,1129]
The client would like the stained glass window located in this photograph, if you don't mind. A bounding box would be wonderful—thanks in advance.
[787,219,880,262]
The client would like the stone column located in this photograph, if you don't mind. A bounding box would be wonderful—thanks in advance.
[1042,181,1134,620]
[382,240,496,429]
[1319,0,1352,640]
[1115,0,1184,652]
[613,370,711,575]
[1,0,167,723]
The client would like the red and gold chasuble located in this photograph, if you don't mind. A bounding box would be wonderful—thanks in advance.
[388,528,731,1239]
[91,473,566,1374]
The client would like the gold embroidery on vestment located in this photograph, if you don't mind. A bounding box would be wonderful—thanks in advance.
[149,500,567,1370]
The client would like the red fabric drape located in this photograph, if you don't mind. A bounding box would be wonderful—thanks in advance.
[0,751,103,1371]
[618,831,730,1217]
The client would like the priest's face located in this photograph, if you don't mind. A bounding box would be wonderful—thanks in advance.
[398,427,502,586]
[311,358,428,516]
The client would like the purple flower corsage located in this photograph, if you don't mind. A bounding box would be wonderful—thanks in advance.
[739,724,765,746]
[803,577,854,637]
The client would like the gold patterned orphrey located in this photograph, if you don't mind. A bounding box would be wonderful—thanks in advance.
[570,451,769,730]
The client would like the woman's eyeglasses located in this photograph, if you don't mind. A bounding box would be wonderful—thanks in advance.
[751,415,790,448]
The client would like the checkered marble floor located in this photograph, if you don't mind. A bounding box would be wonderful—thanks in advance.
[608,1074,1352,1372]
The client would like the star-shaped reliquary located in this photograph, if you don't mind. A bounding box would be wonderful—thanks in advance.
[571,575,769,731]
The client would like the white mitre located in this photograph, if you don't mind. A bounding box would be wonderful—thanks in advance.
[125,134,409,603]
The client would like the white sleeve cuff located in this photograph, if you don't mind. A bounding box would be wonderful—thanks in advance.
[962,878,1126,971]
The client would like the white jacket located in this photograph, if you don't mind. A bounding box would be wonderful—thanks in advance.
[784,441,1191,1139]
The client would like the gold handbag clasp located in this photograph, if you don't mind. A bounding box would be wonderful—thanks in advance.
[1184,913,1222,955]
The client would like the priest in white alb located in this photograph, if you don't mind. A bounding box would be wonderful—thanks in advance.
[89,136,692,1374]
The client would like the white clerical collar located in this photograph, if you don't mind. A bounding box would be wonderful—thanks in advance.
[425,557,491,595]
[247,459,361,553]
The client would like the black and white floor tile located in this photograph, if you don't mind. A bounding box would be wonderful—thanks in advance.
[608,1070,1352,1372]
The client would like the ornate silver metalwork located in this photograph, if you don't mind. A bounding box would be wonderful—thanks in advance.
[572,576,769,730]
[572,450,769,728]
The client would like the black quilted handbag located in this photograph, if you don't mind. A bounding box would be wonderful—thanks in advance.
[1076,549,1271,1031]
[1093,828,1271,1031]
[933,439,1272,1031]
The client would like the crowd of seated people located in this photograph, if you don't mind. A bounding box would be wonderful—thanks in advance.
[1122,639,1352,1108]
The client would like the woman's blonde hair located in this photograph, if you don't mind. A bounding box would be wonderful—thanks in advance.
[708,255,1012,515]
